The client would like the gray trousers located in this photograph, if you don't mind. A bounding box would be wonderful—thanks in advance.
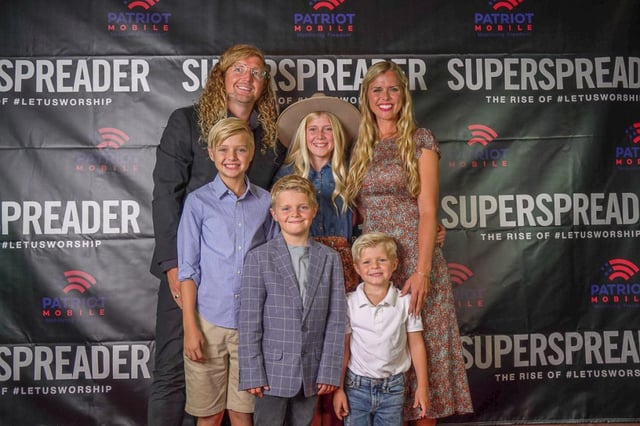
[253,389,318,426]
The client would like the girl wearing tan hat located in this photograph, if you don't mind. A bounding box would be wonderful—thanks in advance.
[274,95,361,426]
[274,94,362,294]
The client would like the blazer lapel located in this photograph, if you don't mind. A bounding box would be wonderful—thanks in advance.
[302,239,327,321]
[273,235,304,310]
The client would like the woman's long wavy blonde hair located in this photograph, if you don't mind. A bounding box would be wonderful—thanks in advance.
[345,61,420,205]
[284,111,350,214]
[195,44,278,153]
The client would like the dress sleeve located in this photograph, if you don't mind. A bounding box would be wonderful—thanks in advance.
[414,128,440,159]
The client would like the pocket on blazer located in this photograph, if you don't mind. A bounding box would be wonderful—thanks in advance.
[264,348,283,361]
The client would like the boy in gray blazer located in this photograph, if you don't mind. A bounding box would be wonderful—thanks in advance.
[239,175,347,426]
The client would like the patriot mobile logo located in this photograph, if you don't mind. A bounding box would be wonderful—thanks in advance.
[474,0,534,37]
[313,0,345,10]
[490,0,524,11]
[446,124,508,169]
[75,127,140,174]
[41,270,107,321]
[97,127,130,149]
[106,0,171,34]
[468,124,498,146]
[63,270,96,293]
[449,262,475,286]
[590,258,640,307]
[615,122,640,169]
[449,262,485,310]
[293,0,356,38]
[602,259,639,281]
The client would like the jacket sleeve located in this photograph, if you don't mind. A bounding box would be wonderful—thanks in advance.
[238,248,269,390]
[317,251,347,386]
[151,107,197,277]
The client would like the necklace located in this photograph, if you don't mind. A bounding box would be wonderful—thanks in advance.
[379,131,397,141]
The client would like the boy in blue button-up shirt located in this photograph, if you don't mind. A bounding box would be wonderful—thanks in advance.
[177,117,274,425]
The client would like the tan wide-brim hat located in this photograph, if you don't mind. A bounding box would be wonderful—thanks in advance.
[277,93,361,147]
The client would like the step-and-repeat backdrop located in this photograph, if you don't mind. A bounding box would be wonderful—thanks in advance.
[1,1,639,424]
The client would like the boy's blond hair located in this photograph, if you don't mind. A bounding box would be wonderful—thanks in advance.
[351,232,398,263]
[207,117,255,150]
[270,174,318,209]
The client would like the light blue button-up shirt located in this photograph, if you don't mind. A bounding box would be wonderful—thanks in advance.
[177,174,273,328]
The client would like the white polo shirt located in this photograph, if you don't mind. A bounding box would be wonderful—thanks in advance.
[346,283,423,379]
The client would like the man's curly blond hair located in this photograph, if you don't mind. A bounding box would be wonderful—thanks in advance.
[195,44,278,153]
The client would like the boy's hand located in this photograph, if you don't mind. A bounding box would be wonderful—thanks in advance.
[317,383,337,395]
[247,386,270,398]
[332,388,349,420]
[183,324,205,362]
[413,388,430,418]
[166,268,183,309]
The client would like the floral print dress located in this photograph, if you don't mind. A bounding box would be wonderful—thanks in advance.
[357,128,473,420]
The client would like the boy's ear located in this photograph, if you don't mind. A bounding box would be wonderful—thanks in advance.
[352,262,363,279]
[269,207,276,220]
[391,258,399,272]
[207,147,215,162]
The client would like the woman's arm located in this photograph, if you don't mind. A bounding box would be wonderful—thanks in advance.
[402,148,439,315]
[408,331,430,416]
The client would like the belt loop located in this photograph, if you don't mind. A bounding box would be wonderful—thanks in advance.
[347,368,360,387]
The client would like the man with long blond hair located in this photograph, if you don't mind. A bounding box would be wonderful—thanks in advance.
[149,44,287,426]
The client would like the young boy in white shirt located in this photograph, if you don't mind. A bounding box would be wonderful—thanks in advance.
[333,232,429,426]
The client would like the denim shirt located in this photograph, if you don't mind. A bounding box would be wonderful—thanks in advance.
[274,163,353,240]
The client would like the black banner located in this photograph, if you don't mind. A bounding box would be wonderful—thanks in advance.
[1,1,639,424]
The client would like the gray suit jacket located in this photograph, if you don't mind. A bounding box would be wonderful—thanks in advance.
[238,233,346,398]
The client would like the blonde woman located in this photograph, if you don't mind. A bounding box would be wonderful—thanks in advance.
[345,61,473,425]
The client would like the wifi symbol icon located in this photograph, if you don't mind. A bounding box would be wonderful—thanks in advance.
[467,124,498,146]
[625,122,640,144]
[448,263,474,286]
[63,270,97,294]
[604,259,639,281]
[127,0,159,11]
[312,0,345,11]
[490,0,523,11]
[97,127,130,149]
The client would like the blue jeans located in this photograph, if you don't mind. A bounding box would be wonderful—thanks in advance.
[343,369,405,426]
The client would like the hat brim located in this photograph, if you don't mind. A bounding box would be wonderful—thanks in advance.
[277,94,361,148]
